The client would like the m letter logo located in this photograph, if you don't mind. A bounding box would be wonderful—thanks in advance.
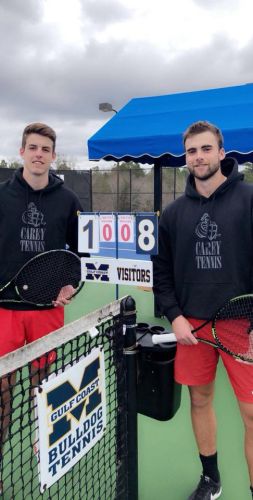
[47,357,101,446]
[85,263,110,282]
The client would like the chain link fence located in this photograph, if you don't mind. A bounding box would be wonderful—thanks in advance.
[1,163,252,213]
[0,168,92,211]
[91,167,188,212]
[91,168,153,212]
[161,167,187,209]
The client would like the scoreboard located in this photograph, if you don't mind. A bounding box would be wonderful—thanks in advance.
[78,212,158,288]
[78,212,158,260]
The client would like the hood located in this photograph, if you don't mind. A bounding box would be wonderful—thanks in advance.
[10,167,64,193]
[8,168,64,238]
[185,157,244,200]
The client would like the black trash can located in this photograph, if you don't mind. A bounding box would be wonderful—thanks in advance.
[137,324,181,421]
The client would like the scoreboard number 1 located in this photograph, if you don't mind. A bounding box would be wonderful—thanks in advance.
[82,219,93,248]
[78,214,100,253]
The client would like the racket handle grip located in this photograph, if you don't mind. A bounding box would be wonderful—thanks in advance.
[152,333,177,344]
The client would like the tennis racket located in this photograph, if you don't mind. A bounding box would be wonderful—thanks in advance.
[152,294,253,362]
[0,249,83,307]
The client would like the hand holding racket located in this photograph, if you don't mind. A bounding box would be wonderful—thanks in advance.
[152,294,253,363]
[0,249,84,307]
[52,285,78,307]
[170,315,199,345]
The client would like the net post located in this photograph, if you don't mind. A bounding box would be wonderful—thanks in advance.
[121,295,138,500]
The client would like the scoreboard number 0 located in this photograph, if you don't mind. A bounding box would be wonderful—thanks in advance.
[102,223,113,241]
[120,224,131,242]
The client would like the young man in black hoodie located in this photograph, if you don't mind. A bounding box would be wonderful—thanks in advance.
[153,121,253,499]
[0,122,83,493]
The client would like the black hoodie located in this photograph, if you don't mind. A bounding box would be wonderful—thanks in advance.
[153,158,253,322]
[0,168,83,309]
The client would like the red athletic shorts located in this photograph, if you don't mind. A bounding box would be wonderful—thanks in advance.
[0,307,64,367]
[174,317,253,403]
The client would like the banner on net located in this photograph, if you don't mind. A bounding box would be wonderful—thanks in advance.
[35,347,106,491]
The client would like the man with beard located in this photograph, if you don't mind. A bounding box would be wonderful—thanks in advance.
[153,121,253,499]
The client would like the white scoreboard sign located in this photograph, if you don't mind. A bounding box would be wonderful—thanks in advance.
[78,212,157,287]
[79,214,100,254]
[99,213,116,243]
[81,257,153,287]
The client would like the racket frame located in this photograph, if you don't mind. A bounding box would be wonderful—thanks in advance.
[0,249,83,307]
[152,293,253,363]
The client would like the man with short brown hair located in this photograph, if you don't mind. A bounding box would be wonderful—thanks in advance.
[153,120,253,499]
[21,122,56,151]
[0,122,83,494]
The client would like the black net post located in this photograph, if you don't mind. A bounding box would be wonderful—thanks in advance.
[121,296,138,500]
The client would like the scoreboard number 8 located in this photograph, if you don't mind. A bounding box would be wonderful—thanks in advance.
[137,218,156,253]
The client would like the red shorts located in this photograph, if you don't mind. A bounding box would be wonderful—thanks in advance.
[0,308,64,367]
[174,317,253,403]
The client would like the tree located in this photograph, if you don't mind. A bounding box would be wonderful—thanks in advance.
[91,169,114,211]
[52,156,76,170]
[8,160,23,169]
[0,159,23,169]
[111,161,145,177]
[162,166,187,206]
[242,162,253,184]
[0,159,8,168]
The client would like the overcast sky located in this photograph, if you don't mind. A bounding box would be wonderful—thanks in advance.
[0,0,252,168]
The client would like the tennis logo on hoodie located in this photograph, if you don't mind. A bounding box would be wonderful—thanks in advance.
[195,213,222,269]
[20,202,46,252]
[22,202,46,227]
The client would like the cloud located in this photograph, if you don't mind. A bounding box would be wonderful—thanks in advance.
[81,0,132,26]
[192,0,238,8]
[0,0,252,165]
[0,0,41,18]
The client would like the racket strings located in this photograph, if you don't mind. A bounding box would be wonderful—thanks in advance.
[15,251,81,304]
[214,296,253,361]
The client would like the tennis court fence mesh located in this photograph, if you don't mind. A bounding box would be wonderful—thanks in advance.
[0,296,138,500]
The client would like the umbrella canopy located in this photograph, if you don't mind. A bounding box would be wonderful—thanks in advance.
[88,83,253,166]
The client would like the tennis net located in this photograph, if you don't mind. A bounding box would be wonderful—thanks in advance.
[0,297,136,499]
